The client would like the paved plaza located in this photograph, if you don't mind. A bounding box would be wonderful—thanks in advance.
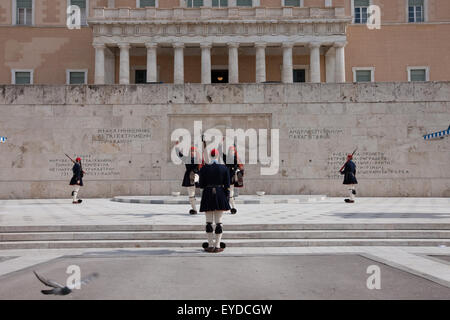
[0,197,449,226]
[0,197,450,299]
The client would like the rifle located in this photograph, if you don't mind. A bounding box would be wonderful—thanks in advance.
[64,153,86,174]
[339,147,357,172]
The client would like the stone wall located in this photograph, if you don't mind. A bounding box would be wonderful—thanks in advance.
[0,82,449,199]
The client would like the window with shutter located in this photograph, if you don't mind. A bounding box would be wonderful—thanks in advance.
[408,0,424,22]
[15,72,31,84]
[187,0,204,7]
[237,0,252,6]
[212,0,228,7]
[285,0,301,7]
[355,70,372,82]
[410,69,426,81]
[139,0,156,7]
[16,0,32,25]
[69,72,87,84]
[354,0,370,24]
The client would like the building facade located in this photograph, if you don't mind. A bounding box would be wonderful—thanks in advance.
[1,0,449,85]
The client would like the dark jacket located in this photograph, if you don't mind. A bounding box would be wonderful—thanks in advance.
[69,162,84,186]
[223,153,244,187]
[177,150,202,187]
[340,160,358,185]
[199,162,231,212]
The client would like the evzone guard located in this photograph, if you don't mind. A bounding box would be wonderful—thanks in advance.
[67,155,84,204]
[175,141,203,215]
[340,153,358,203]
[199,149,231,253]
[223,145,244,214]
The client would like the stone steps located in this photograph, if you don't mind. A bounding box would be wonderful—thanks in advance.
[1,230,450,242]
[2,223,450,233]
[1,223,449,249]
[1,239,449,250]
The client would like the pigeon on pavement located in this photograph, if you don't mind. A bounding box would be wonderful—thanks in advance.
[33,270,99,295]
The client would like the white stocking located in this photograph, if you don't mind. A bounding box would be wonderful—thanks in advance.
[205,212,214,247]
[349,185,355,200]
[214,211,224,248]
[229,185,235,209]
[72,186,80,202]
[188,186,196,211]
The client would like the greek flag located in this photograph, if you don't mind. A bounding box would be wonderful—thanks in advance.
[423,126,450,140]
[0,136,6,143]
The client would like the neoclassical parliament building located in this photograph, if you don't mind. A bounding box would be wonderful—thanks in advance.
[1,0,449,86]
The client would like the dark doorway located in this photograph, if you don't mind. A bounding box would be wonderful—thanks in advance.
[293,69,306,83]
[135,70,147,84]
[211,70,228,83]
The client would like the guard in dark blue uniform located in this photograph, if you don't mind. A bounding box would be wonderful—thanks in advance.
[340,154,358,203]
[223,145,244,214]
[199,149,231,253]
[175,142,203,214]
[69,157,83,204]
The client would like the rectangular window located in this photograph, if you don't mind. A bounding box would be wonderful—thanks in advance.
[13,71,32,84]
[408,0,424,22]
[212,0,228,7]
[355,70,372,82]
[68,71,87,84]
[237,0,252,6]
[139,0,155,7]
[16,0,32,25]
[70,0,87,25]
[187,0,203,7]
[285,0,301,6]
[354,0,369,24]
[408,67,428,81]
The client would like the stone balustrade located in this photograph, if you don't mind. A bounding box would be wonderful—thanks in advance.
[90,7,348,22]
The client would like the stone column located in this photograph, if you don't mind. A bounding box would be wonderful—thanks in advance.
[173,42,184,84]
[255,42,266,83]
[94,43,105,84]
[118,42,130,84]
[282,42,294,84]
[309,42,321,83]
[325,47,336,83]
[145,42,158,83]
[201,42,212,84]
[228,42,239,84]
[334,41,346,83]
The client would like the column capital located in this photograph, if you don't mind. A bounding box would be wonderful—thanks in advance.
[333,41,347,48]
[227,42,240,48]
[118,42,131,49]
[200,42,212,49]
[282,42,294,49]
[173,42,185,49]
[145,42,158,49]
[254,42,267,48]
[93,43,106,49]
[309,42,322,49]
